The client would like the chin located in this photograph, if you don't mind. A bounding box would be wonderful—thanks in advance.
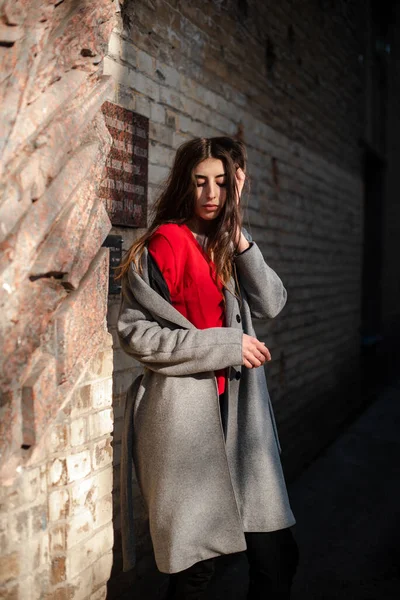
[198,211,220,221]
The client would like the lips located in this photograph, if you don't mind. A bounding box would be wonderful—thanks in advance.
[203,204,219,210]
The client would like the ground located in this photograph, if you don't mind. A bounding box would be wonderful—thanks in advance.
[204,375,400,599]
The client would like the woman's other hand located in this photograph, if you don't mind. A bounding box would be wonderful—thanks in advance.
[242,334,271,368]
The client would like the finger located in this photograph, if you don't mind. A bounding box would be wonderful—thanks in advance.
[236,167,246,181]
[256,343,270,358]
[263,347,271,361]
[248,356,262,368]
[243,359,253,369]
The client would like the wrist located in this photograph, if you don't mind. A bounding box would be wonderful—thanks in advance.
[236,232,250,254]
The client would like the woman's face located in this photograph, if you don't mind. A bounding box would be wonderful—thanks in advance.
[193,158,227,223]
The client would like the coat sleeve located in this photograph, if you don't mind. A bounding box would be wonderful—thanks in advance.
[117,272,243,376]
[234,230,287,319]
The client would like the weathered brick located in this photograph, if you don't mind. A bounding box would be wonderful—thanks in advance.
[50,525,66,555]
[0,553,19,584]
[88,409,113,440]
[94,494,112,529]
[91,379,113,410]
[84,348,114,383]
[135,95,152,118]
[92,551,113,589]
[0,583,19,599]
[92,438,113,471]
[47,423,70,455]
[66,524,113,580]
[150,102,166,124]
[48,488,70,522]
[148,163,169,185]
[66,509,94,549]
[48,458,68,488]
[70,385,92,419]
[70,469,112,517]
[137,49,154,75]
[66,450,91,483]
[51,555,66,585]
[90,585,107,600]
[155,61,180,88]
[70,417,88,448]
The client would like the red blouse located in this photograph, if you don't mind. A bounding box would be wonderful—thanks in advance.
[148,223,226,394]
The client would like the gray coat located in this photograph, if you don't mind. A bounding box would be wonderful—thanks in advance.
[118,236,296,574]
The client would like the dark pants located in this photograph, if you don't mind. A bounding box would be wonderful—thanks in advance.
[166,528,299,600]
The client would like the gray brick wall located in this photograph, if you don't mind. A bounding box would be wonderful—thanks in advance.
[104,0,398,597]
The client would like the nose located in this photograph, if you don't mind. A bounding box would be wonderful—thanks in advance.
[206,181,217,200]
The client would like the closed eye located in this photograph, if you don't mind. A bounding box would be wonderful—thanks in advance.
[196,182,226,188]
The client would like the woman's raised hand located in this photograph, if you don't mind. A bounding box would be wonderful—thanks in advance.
[235,167,246,204]
[242,334,271,369]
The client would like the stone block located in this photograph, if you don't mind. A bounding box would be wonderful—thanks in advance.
[160,86,185,111]
[66,524,113,580]
[135,95,151,118]
[150,102,166,124]
[66,450,91,484]
[137,49,154,75]
[149,121,174,145]
[131,71,160,101]
[148,164,169,186]
[155,62,180,89]
[119,41,138,69]
[92,438,113,471]
[54,248,109,385]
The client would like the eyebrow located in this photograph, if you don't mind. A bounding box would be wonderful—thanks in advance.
[195,173,226,179]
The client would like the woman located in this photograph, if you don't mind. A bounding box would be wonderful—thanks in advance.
[117,137,298,599]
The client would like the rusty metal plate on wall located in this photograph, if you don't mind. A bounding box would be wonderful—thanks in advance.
[100,101,148,227]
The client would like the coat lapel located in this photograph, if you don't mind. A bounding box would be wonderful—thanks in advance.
[130,249,195,330]
[224,277,237,327]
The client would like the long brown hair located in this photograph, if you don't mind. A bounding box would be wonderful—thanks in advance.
[115,136,247,286]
